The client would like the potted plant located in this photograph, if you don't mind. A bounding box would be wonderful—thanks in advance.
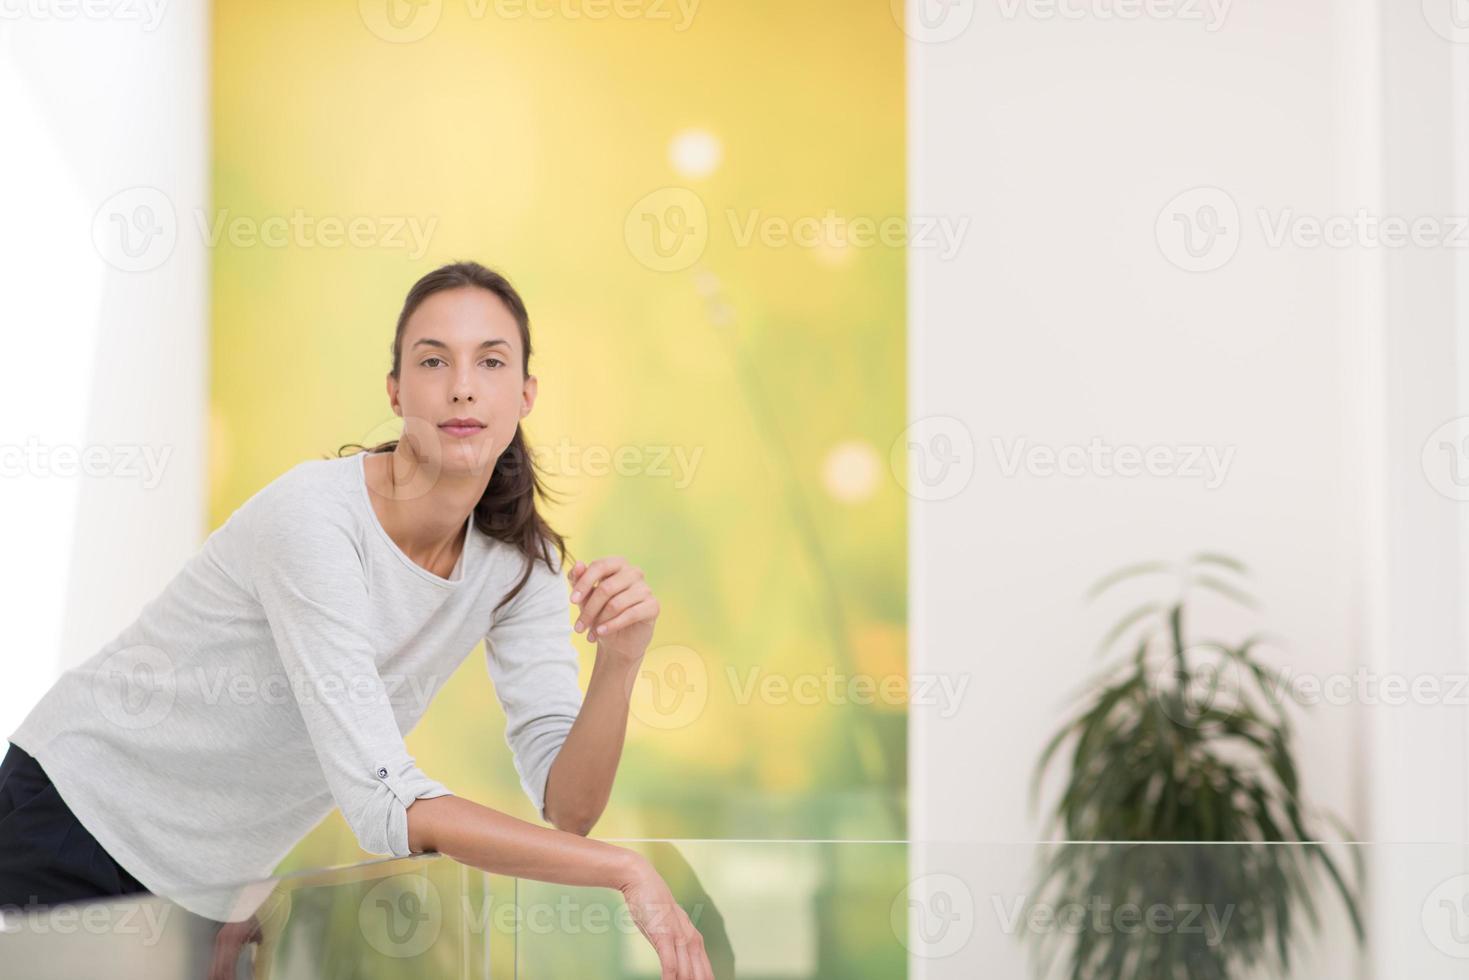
[1028,554,1363,979]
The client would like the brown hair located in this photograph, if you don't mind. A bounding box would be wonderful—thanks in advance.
[332,260,570,615]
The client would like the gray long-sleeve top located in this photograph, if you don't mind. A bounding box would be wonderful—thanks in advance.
[8,450,584,922]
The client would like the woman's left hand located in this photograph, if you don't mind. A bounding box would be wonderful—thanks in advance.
[568,556,660,663]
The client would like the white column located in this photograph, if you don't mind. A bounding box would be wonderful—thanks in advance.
[0,5,209,734]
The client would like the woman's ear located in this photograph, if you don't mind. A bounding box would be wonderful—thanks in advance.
[520,373,538,416]
[385,371,401,416]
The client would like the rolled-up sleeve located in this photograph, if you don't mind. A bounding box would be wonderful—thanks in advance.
[484,546,585,822]
[250,500,452,858]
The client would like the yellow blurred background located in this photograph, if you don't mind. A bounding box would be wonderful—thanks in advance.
[208,0,906,872]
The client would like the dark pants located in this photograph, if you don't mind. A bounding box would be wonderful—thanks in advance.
[0,740,151,913]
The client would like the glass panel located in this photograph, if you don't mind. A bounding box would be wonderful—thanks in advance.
[0,852,492,978]
[512,841,1469,979]
[5,841,1468,977]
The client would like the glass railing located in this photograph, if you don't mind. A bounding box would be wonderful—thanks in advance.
[3,840,1467,977]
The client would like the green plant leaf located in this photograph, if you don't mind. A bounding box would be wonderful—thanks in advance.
[1087,561,1174,601]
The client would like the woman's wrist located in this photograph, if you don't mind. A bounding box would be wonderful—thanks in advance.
[603,846,653,892]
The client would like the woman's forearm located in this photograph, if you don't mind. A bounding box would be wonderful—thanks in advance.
[540,651,641,834]
[405,794,644,891]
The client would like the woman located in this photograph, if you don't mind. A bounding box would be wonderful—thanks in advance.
[0,261,713,979]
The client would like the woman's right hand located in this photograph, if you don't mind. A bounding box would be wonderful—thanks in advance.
[618,857,714,980]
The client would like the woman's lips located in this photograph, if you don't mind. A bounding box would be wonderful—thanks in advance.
[439,424,484,438]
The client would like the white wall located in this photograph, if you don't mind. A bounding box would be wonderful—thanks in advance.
[907,0,1469,976]
[0,7,209,737]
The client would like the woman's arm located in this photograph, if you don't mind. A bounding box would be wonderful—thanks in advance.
[406,793,638,887]
[406,795,715,979]
[540,652,641,835]
[542,555,662,834]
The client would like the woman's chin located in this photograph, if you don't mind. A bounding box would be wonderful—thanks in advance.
[437,436,500,475]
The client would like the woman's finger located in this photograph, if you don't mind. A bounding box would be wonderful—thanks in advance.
[565,560,586,591]
[569,555,624,602]
[590,594,658,638]
[575,566,641,634]
[655,936,679,980]
[674,908,710,980]
[674,930,694,980]
[586,582,650,636]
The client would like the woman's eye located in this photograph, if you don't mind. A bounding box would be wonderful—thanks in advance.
[483,358,504,368]
[421,357,443,368]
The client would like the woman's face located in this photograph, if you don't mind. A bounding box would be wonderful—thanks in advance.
[388,285,536,479]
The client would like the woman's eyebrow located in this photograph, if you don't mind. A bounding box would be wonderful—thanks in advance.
[411,338,512,351]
